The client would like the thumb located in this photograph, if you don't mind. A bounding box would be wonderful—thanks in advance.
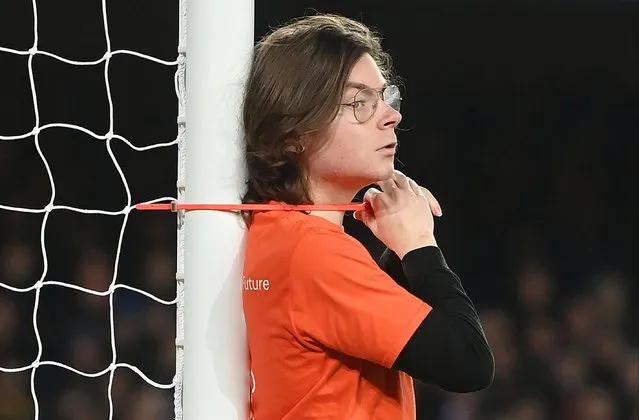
[354,187,382,226]
[353,200,372,222]
[353,207,376,227]
[363,186,383,210]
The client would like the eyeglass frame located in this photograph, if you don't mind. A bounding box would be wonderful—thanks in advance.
[339,84,402,123]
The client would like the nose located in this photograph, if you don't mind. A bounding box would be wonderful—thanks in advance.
[377,101,402,130]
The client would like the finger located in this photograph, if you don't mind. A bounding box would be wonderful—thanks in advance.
[376,178,397,194]
[353,199,375,225]
[419,186,443,217]
[363,187,387,211]
[393,170,410,190]
[363,186,383,202]
[363,187,383,208]
[353,207,375,225]
[407,177,422,196]
[353,201,371,221]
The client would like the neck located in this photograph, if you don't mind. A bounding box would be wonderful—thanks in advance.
[308,177,361,225]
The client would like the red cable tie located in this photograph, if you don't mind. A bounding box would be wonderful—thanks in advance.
[135,202,368,212]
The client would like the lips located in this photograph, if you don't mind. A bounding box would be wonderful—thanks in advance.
[377,142,397,151]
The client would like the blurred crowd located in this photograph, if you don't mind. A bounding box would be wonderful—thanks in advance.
[0,217,177,420]
[415,263,637,420]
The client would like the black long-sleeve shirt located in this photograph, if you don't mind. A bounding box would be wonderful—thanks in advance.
[379,246,495,392]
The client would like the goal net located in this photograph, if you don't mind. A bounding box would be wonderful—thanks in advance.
[0,0,253,419]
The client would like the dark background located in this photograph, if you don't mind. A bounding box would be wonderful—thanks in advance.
[0,1,637,419]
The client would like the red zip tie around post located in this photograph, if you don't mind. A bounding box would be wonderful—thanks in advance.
[135,202,368,212]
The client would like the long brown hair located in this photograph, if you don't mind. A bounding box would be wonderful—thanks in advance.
[241,14,394,225]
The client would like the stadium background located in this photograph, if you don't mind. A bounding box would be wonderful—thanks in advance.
[0,1,636,419]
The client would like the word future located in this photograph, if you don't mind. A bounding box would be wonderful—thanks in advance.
[243,276,270,291]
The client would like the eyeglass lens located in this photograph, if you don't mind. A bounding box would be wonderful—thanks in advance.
[353,85,401,122]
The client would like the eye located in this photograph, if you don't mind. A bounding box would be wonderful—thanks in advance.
[348,101,366,109]
[349,100,366,109]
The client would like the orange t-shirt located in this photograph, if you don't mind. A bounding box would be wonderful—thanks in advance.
[242,209,432,420]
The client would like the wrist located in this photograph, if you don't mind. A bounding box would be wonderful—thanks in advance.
[396,236,437,259]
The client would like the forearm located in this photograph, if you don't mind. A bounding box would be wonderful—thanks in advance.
[387,246,494,392]
[401,247,487,339]
[380,246,486,338]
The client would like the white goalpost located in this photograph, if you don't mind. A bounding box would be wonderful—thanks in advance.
[181,0,253,418]
[0,0,254,418]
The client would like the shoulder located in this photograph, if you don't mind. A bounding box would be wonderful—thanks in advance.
[290,228,380,285]
[293,222,370,262]
[248,211,374,269]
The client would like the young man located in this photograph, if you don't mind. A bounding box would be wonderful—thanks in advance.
[241,14,494,420]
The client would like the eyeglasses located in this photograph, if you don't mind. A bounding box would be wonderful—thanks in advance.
[340,84,402,123]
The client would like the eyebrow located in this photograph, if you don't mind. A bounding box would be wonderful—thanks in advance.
[344,81,388,91]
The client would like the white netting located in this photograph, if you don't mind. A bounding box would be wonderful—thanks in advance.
[0,0,185,419]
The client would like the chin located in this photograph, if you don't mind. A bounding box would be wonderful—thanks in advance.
[335,164,396,192]
[375,163,396,181]
[361,165,395,186]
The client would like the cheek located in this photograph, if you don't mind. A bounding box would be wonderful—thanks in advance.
[310,148,355,176]
[317,126,369,169]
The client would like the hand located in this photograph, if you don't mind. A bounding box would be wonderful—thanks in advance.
[354,170,442,259]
